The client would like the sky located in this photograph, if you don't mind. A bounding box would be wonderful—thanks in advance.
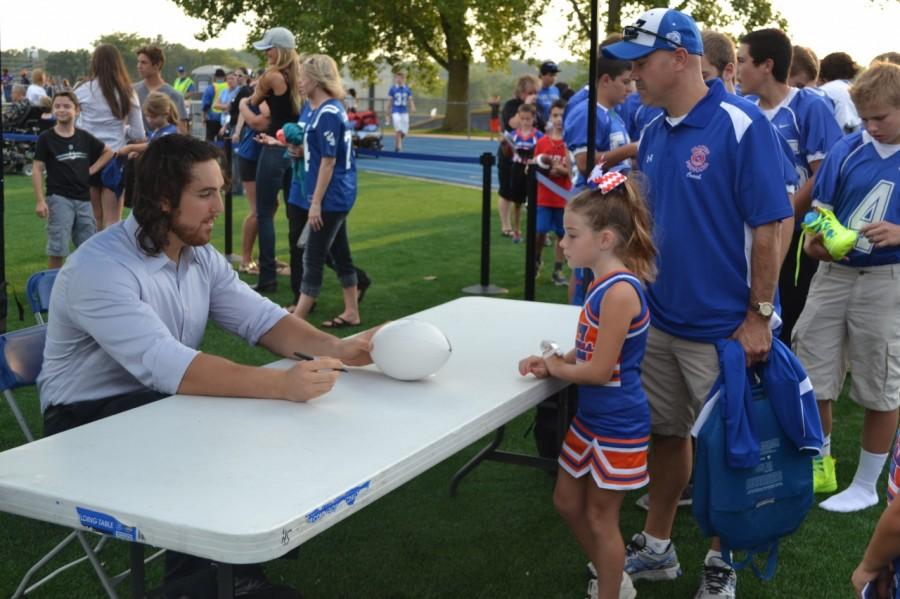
[1,0,898,66]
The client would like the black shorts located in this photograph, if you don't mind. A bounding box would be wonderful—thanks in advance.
[238,156,258,182]
[497,150,513,200]
[508,162,533,204]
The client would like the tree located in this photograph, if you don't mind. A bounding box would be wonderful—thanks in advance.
[171,0,550,131]
[93,33,154,81]
[44,50,91,84]
[562,0,787,54]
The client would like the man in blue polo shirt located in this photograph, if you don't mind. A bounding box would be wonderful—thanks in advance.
[603,9,793,598]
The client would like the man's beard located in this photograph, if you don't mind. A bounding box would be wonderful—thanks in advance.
[170,218,211,248]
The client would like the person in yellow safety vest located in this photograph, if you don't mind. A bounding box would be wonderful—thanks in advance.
[173,66,195,97]
[201,68,228,141]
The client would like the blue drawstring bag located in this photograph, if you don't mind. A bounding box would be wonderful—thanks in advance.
[692,339,820,581]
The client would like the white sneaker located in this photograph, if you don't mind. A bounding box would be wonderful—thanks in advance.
[694,557,736,599]
[585,573,637,599]
[624,533,682,581]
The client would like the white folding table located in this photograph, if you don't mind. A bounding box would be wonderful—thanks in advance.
[0,297,579,597]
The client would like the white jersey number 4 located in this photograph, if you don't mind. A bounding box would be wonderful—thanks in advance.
[848,180,895,254]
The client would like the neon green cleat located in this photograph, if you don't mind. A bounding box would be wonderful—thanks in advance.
[801,207,858,261]
[813,455,838,494]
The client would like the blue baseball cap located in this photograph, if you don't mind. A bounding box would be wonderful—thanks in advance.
[603,8,703,60]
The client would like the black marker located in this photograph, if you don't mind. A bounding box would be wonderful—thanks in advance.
[293,351,349,373]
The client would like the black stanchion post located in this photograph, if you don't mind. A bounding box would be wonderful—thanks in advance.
[524,169,537,301]
[579,0,599,302]
[462,152,507,295]
[223,138,234,261]
[0,125,6,333]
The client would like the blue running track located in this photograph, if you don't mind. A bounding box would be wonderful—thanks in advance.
[356,135,500,189]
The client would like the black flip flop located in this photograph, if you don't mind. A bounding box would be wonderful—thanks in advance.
[322,316,361,329]
[357,281,371,304]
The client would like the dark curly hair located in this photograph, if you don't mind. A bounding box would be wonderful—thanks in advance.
[131,134,225,256]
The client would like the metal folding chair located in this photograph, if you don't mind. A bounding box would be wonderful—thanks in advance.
[0,325,111,598]
[26,269,59,324]
[2,324,164,597]
[0,324,46,443]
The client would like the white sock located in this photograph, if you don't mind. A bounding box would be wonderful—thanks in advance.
[704,549,730,567]
[819,448,886,512]
[642,531,670,553]
[822,435,831,457]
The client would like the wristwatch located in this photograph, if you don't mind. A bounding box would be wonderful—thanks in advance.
[751,301,775,319]
[540,340,564,359]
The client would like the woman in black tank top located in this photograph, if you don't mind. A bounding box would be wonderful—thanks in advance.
[244,27,300,291]
[265,89,295,136]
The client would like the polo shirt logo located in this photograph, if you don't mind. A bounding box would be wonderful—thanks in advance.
[686,145,710,176]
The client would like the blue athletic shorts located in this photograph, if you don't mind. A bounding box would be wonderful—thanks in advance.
[537,206,565,237]
[100,156,125,196]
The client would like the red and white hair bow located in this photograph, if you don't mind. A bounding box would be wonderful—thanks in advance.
[589,169,628,194]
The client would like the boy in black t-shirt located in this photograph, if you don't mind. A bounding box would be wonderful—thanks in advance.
[33,92,113,268]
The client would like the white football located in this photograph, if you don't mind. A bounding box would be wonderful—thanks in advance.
[370,319,452,381]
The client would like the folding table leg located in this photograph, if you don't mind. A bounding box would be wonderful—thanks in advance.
[13,533,110,598]
[13,531,78,598]
[218,563,234,599]
[75,531,119,598]
[448,426,506,497]
[129,543,145,598]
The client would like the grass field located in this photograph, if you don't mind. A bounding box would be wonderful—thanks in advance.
[0,171,882,598]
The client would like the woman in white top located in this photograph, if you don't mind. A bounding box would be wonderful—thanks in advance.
[25,68,49,104]
[75,44,145,229]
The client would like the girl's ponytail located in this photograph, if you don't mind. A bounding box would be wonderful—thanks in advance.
[567,175,657,283]
[620,178,657,283]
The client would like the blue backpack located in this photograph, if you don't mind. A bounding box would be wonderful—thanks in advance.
[692,341,818,581]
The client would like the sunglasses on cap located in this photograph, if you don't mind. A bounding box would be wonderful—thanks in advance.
[622,25,684,49]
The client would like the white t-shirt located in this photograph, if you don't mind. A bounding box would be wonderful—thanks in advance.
[819,79,861,133]
[74,80,145,151]
[26,83,48,105]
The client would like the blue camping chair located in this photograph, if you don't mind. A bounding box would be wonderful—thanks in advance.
[0,324,47,443]
[26,268,59,324]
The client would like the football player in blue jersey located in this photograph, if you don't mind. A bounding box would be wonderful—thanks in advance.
[564,56,634,186]
[794,62,900,513]
[702,29,799,264]
[737,29,843,346]
[563,52,638,309]
[604,9,793,598]
[386,71,415,152]
[788,45,820,90]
